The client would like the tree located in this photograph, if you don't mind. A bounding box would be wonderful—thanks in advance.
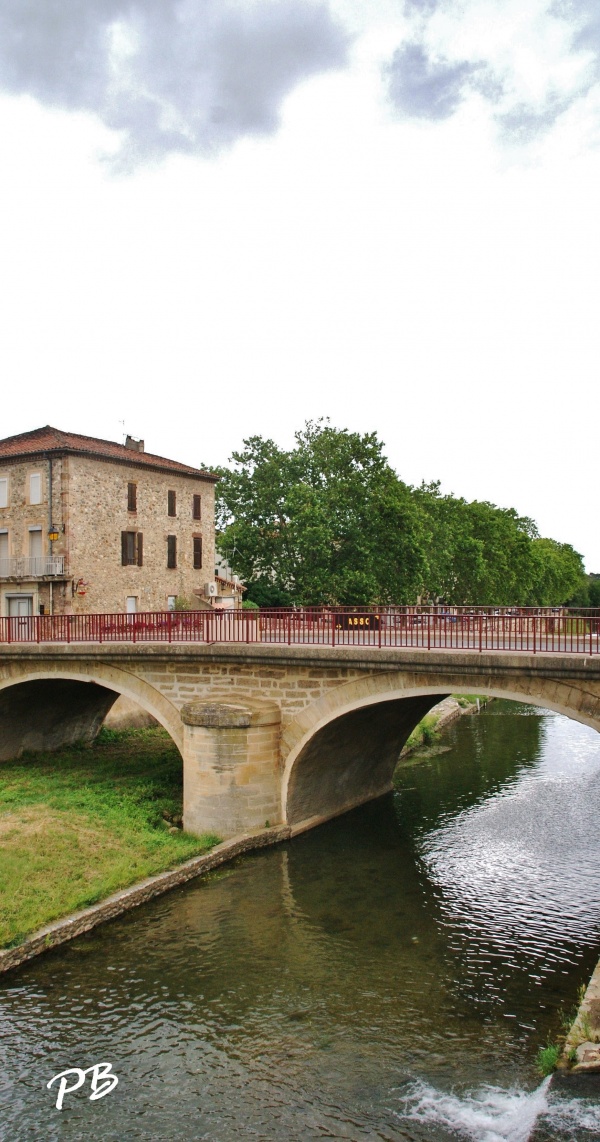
[415,484,541,605]
[214,422,586,608]
[215,421,427,605]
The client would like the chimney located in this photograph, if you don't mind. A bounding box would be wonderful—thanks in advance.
[125,435,145,452]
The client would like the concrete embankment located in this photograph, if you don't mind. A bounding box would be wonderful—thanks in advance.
[558,957,600,1077]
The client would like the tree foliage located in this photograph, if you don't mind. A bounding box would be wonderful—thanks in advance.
[214,421,586,607]
[215,423,426,605]
[567,572,600,608]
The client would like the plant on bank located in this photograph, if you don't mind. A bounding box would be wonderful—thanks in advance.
[403,714,441,754]
[537,1041,561,1076]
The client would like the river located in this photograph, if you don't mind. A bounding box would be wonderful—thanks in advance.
[1,701,600,1140]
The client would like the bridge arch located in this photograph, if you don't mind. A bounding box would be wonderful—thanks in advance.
[281,669,600,832]
[0,660,183,761]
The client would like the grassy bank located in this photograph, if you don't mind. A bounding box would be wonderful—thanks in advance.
[0,728,219,950]
[399,695,491,757]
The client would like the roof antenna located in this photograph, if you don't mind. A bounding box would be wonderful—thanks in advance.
[118,419,126,444]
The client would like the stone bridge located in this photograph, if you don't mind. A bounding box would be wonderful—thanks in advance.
[1,643,599,837]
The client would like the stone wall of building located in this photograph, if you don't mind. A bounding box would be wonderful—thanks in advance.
[0,456,66,616]
[65,454,215,614]
[0,450,215,616]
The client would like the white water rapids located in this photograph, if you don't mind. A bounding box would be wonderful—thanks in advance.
[396,1076,600,1141]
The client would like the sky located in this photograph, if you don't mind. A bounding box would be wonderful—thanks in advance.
[0,0,598,569]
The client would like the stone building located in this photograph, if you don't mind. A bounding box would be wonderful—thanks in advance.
[0,426,221,617]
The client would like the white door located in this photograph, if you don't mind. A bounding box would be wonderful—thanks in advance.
[126,596,138,613]
[8,596,33,616]
[8,595,33,637]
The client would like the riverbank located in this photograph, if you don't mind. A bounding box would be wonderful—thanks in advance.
[1,700,487,959]
[397,693,489,759]
[559,956,600,1074]
[0,727,219,952]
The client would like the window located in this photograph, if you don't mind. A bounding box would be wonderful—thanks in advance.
[167,595,176,611]
[193,535,203,570]
[121,531,143,566]
[168,490,176,517]
[127,482,137,512]
[193,494,201,521]
[0,530,8,568]
[0,478,7,508]
[167,534,177,569]
[28,527,43,559]
[29,473,42,505]
[126,596,138,613]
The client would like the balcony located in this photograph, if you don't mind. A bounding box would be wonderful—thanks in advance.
[0,556,66,579]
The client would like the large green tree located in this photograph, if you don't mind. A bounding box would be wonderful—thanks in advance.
[214,422,586,608]
[215,422,427,605]
[414,484,539,604]
[533,543,595,606]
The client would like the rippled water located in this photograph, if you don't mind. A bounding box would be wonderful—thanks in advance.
[1,702,600,1140]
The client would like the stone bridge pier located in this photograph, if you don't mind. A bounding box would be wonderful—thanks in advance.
[180,699,282,836]
[1,643,600,839]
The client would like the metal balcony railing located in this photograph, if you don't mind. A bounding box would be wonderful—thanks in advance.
[0,555,66,578]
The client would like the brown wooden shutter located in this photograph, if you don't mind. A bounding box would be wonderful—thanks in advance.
[127,482,137,512]
[167,535,177,568]
[193,536,202,569]
[193,494,201,520]
[121,531,128,566]
[136,532,143,566]
[168,490,176,516]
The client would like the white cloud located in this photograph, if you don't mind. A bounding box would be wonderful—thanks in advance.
[0,0,349,165]
[384,0,600,142]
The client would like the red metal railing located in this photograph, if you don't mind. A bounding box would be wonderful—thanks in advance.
[0,606,599,654]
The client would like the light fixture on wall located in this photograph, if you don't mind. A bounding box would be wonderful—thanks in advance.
[48,525,59,542]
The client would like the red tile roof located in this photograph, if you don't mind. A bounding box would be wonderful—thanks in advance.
[0,426,218,481]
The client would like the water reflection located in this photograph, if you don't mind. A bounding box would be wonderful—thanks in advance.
[1,702,599,1140]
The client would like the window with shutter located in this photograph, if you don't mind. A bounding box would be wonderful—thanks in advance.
[167,535,177,568]
[127,482,137,512]
[121,531,137,565]
[193,494,201,520]
[168,490,176,516]
[0,478,7,508]
[193,536,203,569]
[136,532,143,566]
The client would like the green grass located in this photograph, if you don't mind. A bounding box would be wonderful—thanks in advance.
[0,727,220,949]
[402,714,441,754]
[536,1041,561,1076]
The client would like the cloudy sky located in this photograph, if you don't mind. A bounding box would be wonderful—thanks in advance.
[1,0,598,567]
